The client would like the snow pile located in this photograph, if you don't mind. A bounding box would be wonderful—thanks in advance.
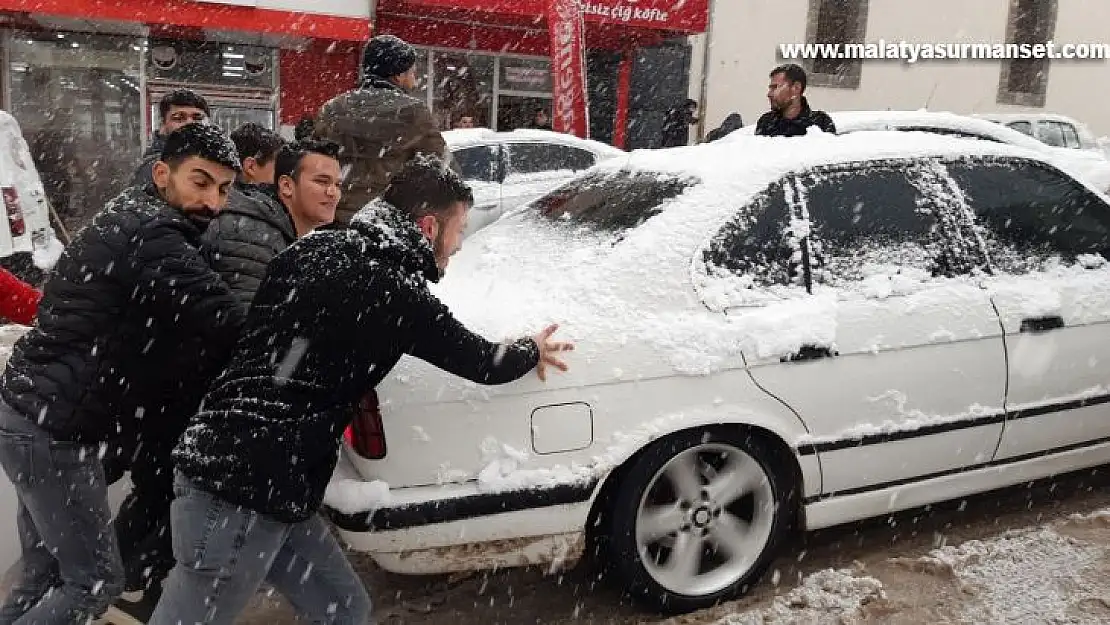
[913,526,1104,623]
[717,568,885,625]
[322,478,391,516]
[0,324,29,364]
[475,437,595,493]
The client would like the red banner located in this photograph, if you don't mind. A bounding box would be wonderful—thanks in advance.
[548,0,589,138]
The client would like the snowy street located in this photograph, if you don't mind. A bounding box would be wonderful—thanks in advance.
[237,468,1110,624]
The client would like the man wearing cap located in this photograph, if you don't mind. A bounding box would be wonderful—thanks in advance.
[314,34,448,225]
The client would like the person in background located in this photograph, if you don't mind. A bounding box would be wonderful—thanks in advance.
[293,116,316,142]
[149,157,572,624]
[314,34,447,226]
[755,64,836,137]
[705,112,744,143]
[0,266,40,326]
[0,124,244,623]
[133,89,210,187]
[454,115,477,129]
[661,98,698,147]
[105,138,341,623]
[530,108,553,131]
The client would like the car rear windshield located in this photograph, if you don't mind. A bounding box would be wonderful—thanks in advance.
[531,169,697,231]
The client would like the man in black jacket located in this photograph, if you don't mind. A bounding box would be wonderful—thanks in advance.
[133,89,210,188]
[149,157,572,624]
[108,139,344,620]
[755,64,836,138]
[0,124,244,622]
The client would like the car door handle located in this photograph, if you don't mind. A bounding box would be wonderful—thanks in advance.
[780,345,837,363]
[1020,315,1065,333]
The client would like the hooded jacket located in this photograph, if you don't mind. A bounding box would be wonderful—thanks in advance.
[313,77,447,225]
[173,200,540,523]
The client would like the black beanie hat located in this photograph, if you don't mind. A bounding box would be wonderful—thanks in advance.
[362,35,417,80]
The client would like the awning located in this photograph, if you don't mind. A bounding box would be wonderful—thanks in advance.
[0,0,371,42]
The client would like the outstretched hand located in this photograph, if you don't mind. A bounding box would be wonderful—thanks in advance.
[532,323,574,381]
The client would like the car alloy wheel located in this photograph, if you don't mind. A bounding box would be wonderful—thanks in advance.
[606,428,792,613]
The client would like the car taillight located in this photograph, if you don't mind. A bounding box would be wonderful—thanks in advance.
[2,187,25,237]
[345,390,387,459]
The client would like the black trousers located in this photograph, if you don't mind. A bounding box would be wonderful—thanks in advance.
[110,436,176,592]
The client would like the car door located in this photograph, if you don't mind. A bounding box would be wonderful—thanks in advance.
[943,156,1110,459]
[737,160,1007,496]
[501,142,596,211]
[452,143,504,238]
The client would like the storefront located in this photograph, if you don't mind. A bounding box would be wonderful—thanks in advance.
[0,0,369,233]
[375,0,710,147]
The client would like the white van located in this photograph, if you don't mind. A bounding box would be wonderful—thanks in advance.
[0,110,63,268]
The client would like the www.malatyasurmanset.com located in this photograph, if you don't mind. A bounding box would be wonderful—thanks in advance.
[779,40,1110,63]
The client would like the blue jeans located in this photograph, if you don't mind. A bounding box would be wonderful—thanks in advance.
[149,474,370,625]
[0,401,124,623]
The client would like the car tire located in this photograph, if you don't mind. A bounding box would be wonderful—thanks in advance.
[605,427,794,614]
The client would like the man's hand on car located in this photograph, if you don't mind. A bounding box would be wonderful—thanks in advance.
[532,323,574,381]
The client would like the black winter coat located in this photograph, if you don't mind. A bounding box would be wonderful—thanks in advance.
[173,200,541,523]
[203,182,296,309]
[0,185,244,445]
[755,97,837,138]
[132,133,165,189]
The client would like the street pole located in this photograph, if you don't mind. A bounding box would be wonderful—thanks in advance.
[696,0,716,142]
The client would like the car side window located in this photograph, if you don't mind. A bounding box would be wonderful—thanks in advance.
[1056,122,1082,149]
[1007,121,1034,137]
[797,165,948,287]
[1039,121,1066,147]
[702,181,796,289]
[508,143,594,175]
[946,158,1110,273]
[452,145,499,182]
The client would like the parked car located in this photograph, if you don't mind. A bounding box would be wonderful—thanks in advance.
[828,110,1110,194]
[0,110,63,268]
[326,130,1110,613]
[444,128,625,237]
[974,112,1104,152]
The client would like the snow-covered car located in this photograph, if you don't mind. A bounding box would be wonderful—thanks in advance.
[829,110,1110,194]
[444,128,625,237]
[0,110,63,267]
[973,112,1104,153]
[325,130,1110,614]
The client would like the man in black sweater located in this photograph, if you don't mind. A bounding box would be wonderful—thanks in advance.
[755,64,837,138]
[0,124,243,622]
[149,157,572,624]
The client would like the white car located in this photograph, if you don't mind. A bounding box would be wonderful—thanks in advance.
[0,110,63,266]
[326,130,1110,614]
[973,112,1104,152]
[444,128,625,237]
[829,110,1110,194]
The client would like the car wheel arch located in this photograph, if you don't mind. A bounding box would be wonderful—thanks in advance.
[582,421,806,561]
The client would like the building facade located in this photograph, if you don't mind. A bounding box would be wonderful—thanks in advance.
[693,0,1110,140]
[0,0,370,233]
[373,0,709,148]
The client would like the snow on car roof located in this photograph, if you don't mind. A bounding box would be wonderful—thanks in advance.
[443,128,625,156]
[830,110,1050,151]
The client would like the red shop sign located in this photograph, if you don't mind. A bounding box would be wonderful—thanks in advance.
[399,0,710,33]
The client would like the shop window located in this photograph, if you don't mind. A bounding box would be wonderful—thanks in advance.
[997,0,1057,107]
[432,52,494,131]
[803,0,869,89]
[9,31,142,235]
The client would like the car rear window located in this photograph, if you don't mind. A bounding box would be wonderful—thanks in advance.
[531,169,697,231]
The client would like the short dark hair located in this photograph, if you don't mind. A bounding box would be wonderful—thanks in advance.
[159,89,210,122]
[294,116,316,141]
[382,155,473,218]
[274,139,341,183]
[770,63,807,91]
[230,123,285,167]
[160,123,241,172]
